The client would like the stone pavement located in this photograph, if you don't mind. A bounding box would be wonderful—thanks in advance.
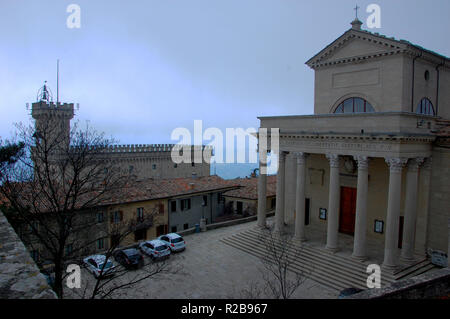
[67,218,338,299]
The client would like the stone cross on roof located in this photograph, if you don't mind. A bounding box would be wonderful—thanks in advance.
[354,4,360,19]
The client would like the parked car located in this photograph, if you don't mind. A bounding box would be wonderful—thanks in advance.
[338,287,364,299]
[158,233,186,252]
[139,239,171,260]
[113,248,144,269]
[83,255,115,279]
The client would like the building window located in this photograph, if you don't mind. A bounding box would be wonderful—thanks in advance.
[271,198,276,209]
[137,207,144,222]
[158,203,165,215]
[191,162,195,167]
[97,238,104,250]
[129,165,134,173]
[218,193,225,204]
[174,163,178,168]
[97,212,104,223]
[202,195,208,206]
[111,211,123,223]
[134,229,147,241]
[170,201,177,213]
[416,98,435,116]
[184,223,189,230]
[334,97,375,114]
[171,226,177,233]
[181,199,191,211]
[65,244,73,256]
[152,164,157,170]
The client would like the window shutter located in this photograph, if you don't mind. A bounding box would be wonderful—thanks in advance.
[110,212,114,223]
[188,199,191,210]
[120,211,123,221]
[181,200,184,211]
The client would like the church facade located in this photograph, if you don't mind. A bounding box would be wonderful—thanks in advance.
[256,19,450,269]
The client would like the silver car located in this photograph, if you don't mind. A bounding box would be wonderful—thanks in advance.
[83,254,115,279]
[158,233,186,252]
[139,239,171,260]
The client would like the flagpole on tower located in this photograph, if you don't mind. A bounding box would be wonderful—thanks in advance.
[57,59,60,105]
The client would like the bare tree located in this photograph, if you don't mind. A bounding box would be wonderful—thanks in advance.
[0,120,176,298]
[256,228,307,299]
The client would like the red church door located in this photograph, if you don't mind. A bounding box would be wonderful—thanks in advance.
[339,187,357,235]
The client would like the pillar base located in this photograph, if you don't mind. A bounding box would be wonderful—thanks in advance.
[400,255,417,265]
[351,254,368,262]
[293,236,307,243]
[325,246,340,253]
[381,263,400,273]
[256,223,268,230]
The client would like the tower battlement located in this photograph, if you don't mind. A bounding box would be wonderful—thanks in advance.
[31,101,74,120]
[103,144,213,154]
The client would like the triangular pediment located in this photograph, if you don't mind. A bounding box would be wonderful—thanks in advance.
[306,29,407,68]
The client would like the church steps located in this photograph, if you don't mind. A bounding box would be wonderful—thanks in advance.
[222,235,396,290]
[239,229,369,273]
[221,233,389,290]
[222,235,377,290]
[221,237,353,291]
[223,229,439,291]
[225,234,373,288]
[234,230,372,278]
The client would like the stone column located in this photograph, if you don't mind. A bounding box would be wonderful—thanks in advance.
[257,147,268,229]
[326,154,340,252]
[275,151,287,232]
[284,154,297,224]
[383,157,408,269]
[414,157,432,258]
[294,152,307,241]
[352,156,369,260]
[401,157,424,261]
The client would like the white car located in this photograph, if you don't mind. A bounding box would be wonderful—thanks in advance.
[139,239,171,260]
[83,255,115,279]
[158,233,186,252]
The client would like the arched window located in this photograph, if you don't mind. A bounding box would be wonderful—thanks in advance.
[416,98,435,116]
[334,97,375,114]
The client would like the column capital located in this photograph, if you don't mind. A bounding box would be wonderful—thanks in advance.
[407,157,425,172]
[278,151,288,160]
[385,157,408,173]
[354,155,370,170]
[326,154,340,168]
[294,152,307,165]
[422,157,433,170]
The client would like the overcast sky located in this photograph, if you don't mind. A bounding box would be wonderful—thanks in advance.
[1,0,449,150]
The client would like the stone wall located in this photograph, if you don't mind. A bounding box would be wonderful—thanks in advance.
[0,210,57,299]
[347,268,450,299]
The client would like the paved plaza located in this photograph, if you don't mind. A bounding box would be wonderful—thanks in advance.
[67,219,338,299]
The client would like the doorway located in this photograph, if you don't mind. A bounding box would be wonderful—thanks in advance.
[339,187,357,235]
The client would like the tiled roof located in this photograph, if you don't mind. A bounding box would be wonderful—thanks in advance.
[222,175,277,200]
[101,175,239,206]
[0,176,239,212]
